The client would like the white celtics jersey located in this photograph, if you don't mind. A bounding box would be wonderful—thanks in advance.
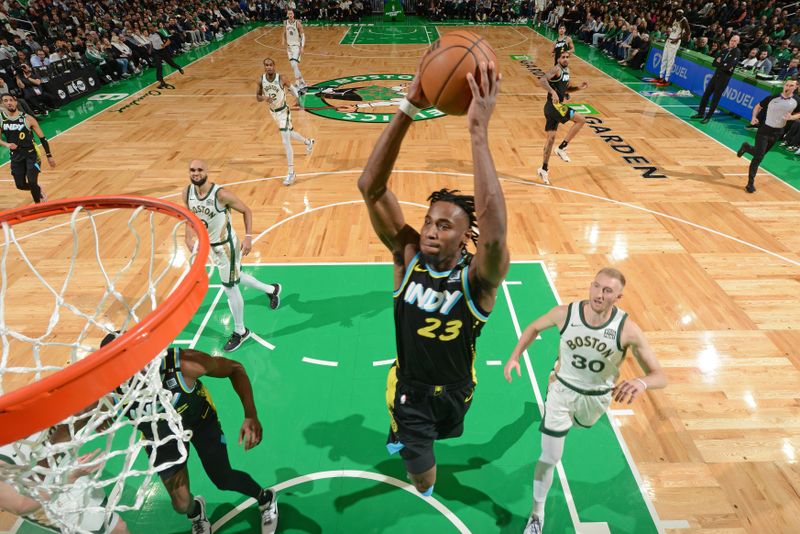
[668,20,683,40]
[187,183,233,246]
[285,19,301,46]
[261,72,286,111]
[556,300,628,391]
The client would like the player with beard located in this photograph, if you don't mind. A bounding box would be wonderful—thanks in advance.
[504,268,667,534]
[537,51,588,184]
[183,159,282,352]
[358,61,509,497]
[0,94,55,204]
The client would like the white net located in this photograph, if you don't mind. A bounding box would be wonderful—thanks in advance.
[0,200,204,533]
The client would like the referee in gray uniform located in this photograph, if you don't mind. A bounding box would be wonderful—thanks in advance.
[737,78,800,193]
[692,34,741,124]
[148,23,184,89]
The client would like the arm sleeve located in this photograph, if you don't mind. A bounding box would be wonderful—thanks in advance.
[758,95,774,108]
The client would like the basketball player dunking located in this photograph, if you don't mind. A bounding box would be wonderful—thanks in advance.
[537,51,588,184]
[504,268,667,534]
[257,58,314,186]
[358,62,509,497]
[183,159,282,352]
[0,94,55,204]
[283,10,306,94]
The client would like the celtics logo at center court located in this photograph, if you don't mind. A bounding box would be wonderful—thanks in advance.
[300,74,445,123]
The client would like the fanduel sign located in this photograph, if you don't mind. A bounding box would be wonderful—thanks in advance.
[646,47,771,119]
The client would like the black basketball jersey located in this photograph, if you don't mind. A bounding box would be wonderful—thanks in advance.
[393,252,490,385]
[554,37,568,58]
[160,347,217,427]
[548,66,570,103]
[123,347,217,432]
[0,111,34,153]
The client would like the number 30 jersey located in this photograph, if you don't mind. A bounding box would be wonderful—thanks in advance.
[393,252,490,386]
[557,301,628,392]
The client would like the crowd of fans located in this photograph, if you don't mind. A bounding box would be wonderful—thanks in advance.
[0,0,255,117]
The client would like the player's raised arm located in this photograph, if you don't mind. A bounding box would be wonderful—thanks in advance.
[466,61,509,294]
[357,71,427,260]
[504,305,567,382]
[613,320,667,404]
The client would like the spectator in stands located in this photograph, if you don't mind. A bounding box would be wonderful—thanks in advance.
[30,49,50,69]
[622,33,651,69]
[15,64,57,114]
[101,37,132,77]
[755,49,773,73]
[777,58,799,80]
[84,40,122,82]
[24,33,41,53]
[740,47,759,69]
[0,75,37,116]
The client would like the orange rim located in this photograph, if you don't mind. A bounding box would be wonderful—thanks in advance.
[0,196,209,445]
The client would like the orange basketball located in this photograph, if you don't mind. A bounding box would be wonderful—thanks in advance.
[419,31,497,116]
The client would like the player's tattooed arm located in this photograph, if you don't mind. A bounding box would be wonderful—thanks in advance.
[539,66,560,101]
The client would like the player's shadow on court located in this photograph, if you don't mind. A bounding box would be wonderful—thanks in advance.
[268,290,388,337]
[302,402,539,531]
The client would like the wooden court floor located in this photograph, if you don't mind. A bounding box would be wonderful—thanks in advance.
[2,24,800,533]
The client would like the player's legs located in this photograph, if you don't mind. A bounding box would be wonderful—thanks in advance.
[409,465,436,494]
[555,111,584,162]
[531,434,566,521]
[162,467,194,514]
[280,129,295,182]
[288,46,305,88]
[745,128,780,192]
[539,126,557,184]
[192,419,263,499]
[661,42,677,82]
[240,272,281,310]
[25,156,43,203]
[10,159,31,197]
[529,380,574,526]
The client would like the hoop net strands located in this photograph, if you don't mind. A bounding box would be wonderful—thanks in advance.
[0,196,209,533]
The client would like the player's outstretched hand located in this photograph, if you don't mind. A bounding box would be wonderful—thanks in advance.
[613,378,646,404]
[466,61,501,134]
[503,355,521,383]
[47,155,56,168]
[239,417,263,451]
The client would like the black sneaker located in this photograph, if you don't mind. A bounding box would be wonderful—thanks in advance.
[737,143,750,158]
[745,183,756,193]
[268,283,281,310]
[224,328,251,352]
[690,113,704,119]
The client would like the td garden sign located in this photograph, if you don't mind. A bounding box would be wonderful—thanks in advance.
[301,74,445,123]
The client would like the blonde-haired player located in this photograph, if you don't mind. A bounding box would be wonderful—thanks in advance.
[503,267,667,534]
[282,9,306,94]
[183,159,282,352]
[257,58,314,186]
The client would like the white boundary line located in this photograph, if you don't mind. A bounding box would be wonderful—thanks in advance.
[538,264,667,533]
[372,358,396,366]
[302,356,339,367]
[211,470,470,533]
[526,27,800,195]
[189,287,225,349]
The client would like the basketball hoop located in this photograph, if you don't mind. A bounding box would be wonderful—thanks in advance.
[0,196,209,533]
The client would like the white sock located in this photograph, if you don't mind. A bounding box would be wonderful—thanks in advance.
[241,272,274,294]
[290,130,308,145]
[281,130,294,172]
[532,434,565,518]
[291,62,303,82]
[224,285,246,334]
